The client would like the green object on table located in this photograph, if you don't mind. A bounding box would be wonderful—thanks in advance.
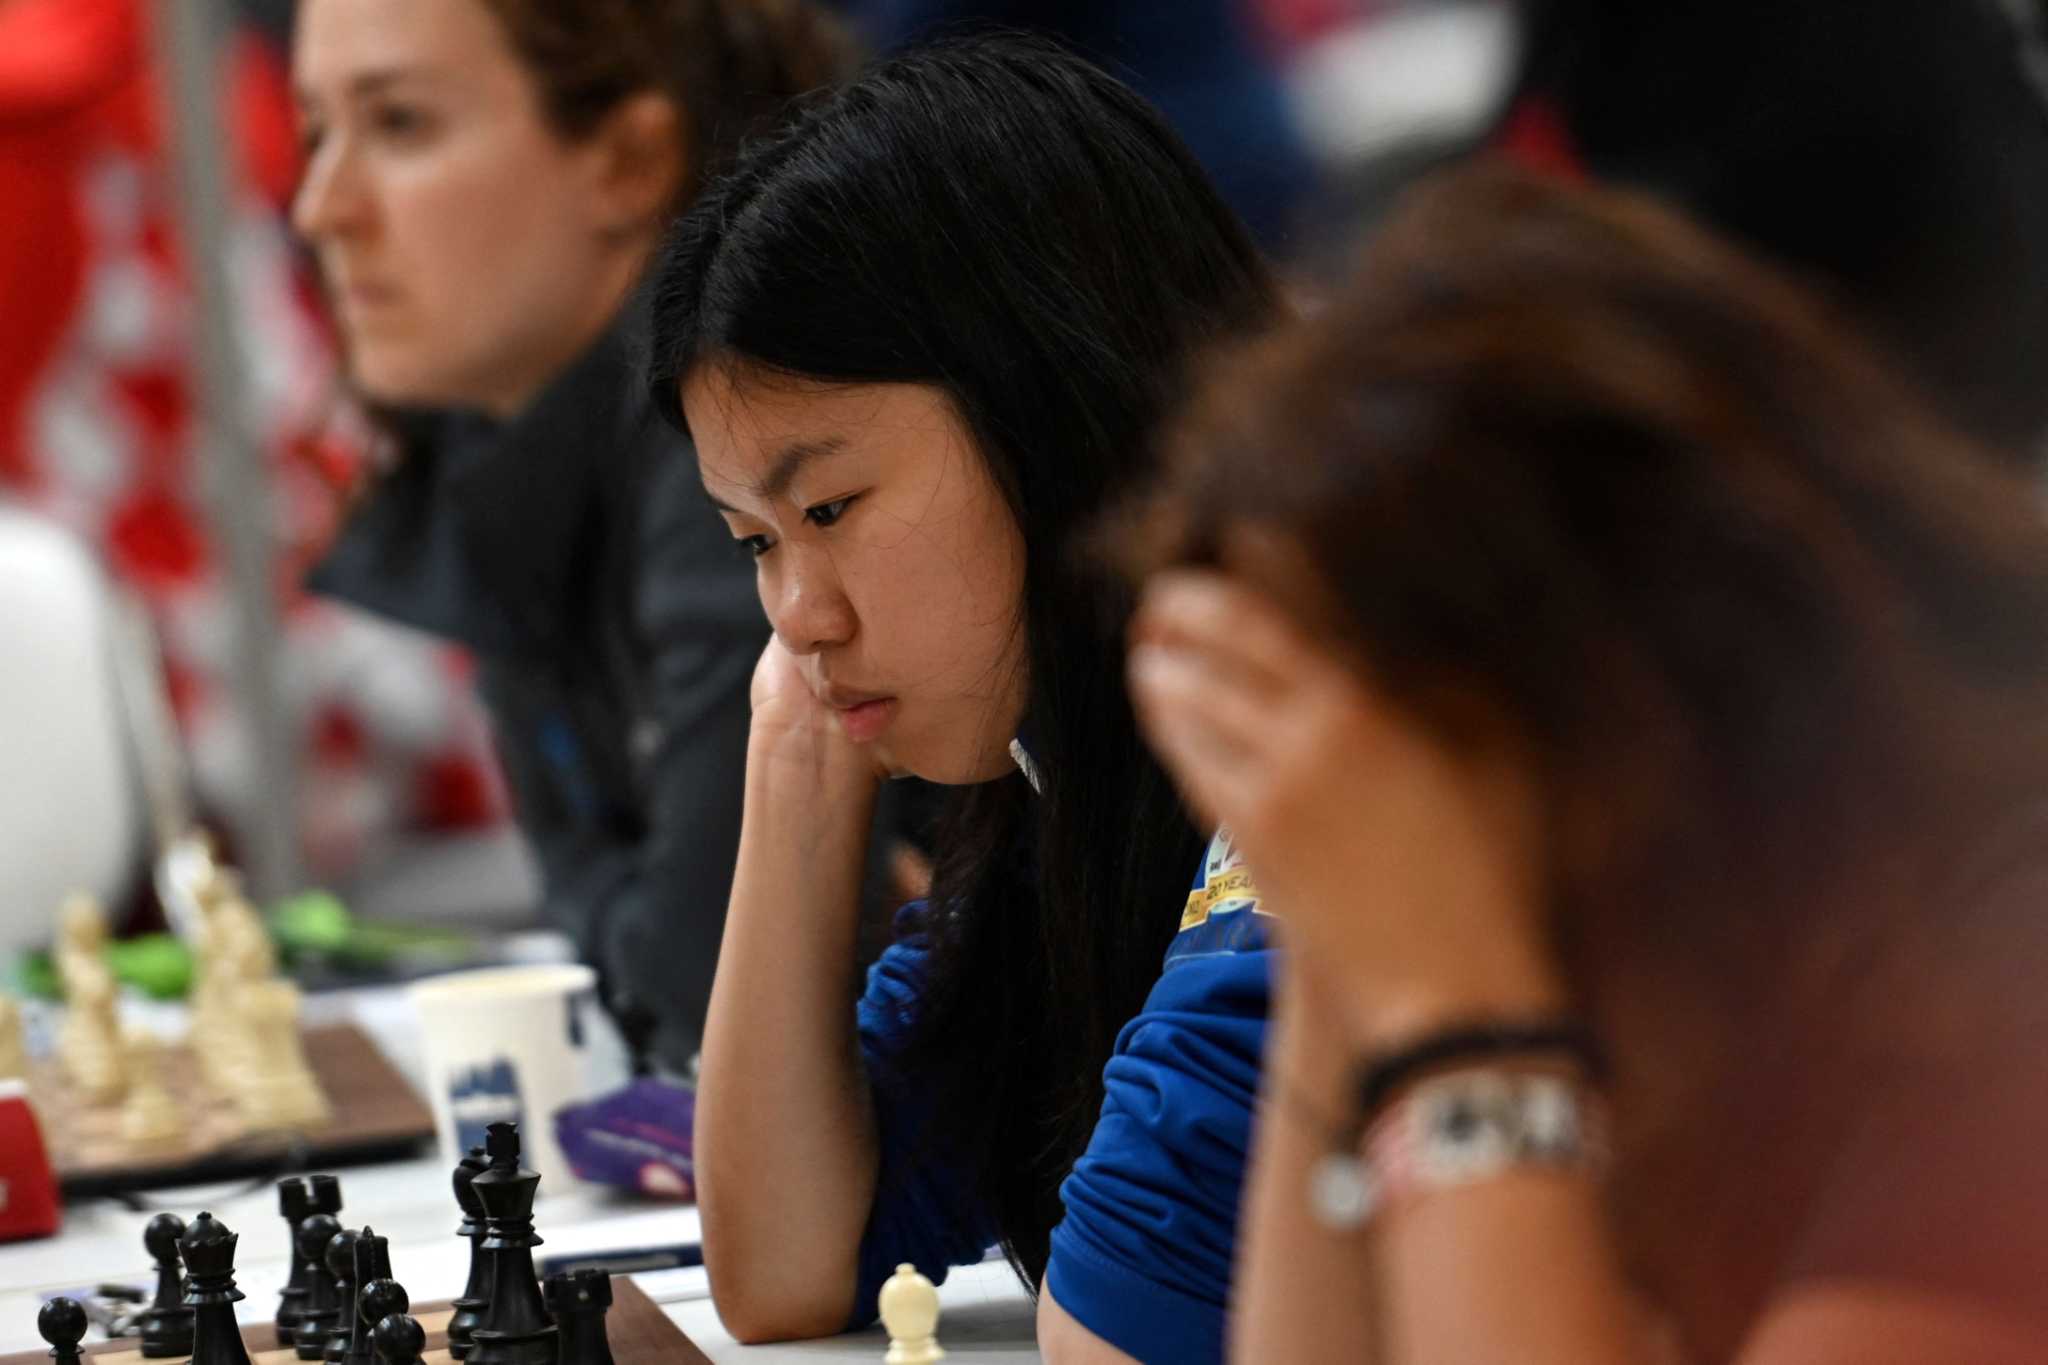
[13,889,478,999]
[272,890,475,970]
[16,933,192,1000]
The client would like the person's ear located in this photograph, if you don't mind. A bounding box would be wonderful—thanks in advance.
[587,91,685,239]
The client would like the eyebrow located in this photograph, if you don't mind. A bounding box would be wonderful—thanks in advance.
[296,66,442,111]
[703,436,848,513]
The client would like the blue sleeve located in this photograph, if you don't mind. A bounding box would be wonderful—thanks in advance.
[848,919,999,1327]
[1044,935,1273,1365]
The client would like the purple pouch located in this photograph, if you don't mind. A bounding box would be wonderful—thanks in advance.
[552,1076,696,1200]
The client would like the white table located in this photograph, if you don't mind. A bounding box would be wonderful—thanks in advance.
[0,989,1040,1362]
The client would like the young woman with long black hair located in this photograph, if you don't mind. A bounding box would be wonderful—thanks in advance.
[644,36,1279,1363]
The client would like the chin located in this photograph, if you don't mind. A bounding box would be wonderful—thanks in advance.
[348,348,468,412]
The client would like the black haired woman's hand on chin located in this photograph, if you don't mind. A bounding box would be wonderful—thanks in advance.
[1127,570,1566,1047]
[747,636,893,795]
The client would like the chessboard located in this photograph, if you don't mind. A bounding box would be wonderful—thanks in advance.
[0,1280,712,1365]
[27,1023,434,1196]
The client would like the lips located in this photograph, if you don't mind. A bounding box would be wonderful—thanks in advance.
[819,685,898,744]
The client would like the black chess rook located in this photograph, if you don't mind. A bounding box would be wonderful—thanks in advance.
[466,1123,559,1365]
[293,1214,346,1362]
[447,1145,492,1361]
[139,1212,196,1358]
[542,1271,615,1365]
[179,1212,255,1365]
[37,1297,87,1365]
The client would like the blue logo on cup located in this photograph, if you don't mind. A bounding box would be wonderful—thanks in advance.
[448,1057,524,1154]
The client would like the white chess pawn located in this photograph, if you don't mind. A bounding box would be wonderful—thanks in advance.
[878,1263,945,1365]
[118,1030,183,1144]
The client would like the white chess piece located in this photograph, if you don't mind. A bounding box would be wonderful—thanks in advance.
[59,954,125,1101]
[232,980,330,1129]
[118,1029,183,1144]
[0,995,26,1080]
[878,1263,945,1365]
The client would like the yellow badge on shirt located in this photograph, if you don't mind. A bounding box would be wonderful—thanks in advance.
[1180,828,1261,931]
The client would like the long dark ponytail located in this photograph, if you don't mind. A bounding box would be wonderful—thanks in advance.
[645,35,1277,1282]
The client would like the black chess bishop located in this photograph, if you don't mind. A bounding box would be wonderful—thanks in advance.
[138,1212,196,1357]
[345,1231,396,1365]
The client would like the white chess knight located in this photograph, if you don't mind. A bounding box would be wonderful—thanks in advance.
[878,1263,944,1365]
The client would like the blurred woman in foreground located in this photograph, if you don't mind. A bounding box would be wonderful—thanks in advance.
[1128,167,2048,1362]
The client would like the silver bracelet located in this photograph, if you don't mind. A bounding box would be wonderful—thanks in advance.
[1311,1070,1608,1230]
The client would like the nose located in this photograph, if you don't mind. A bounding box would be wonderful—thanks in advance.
[764,549,856,657]
[291,133,367,244]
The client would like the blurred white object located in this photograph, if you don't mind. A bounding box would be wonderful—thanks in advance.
[1288,1,1519,165]
[0,507,159,959]
[409,963,630,1186]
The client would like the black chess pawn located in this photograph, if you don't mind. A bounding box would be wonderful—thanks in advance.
[447,1146,492,1361]
[37,1297,87,1365]
[466,1123,559,1365]
[356,1281,407,1355]
[321,1228,362,1365]
[345,1231,395,1365]
[370,1315,426,1365]
[293,1214,345,1362]
[276,1175,340,1346]
[542,1272,614,1365]
[138,1212,196,1357]
[178,1211,254,1365]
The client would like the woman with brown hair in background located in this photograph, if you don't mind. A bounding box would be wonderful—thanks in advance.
[1127,167,2048,1361]
[292,0,862,1095]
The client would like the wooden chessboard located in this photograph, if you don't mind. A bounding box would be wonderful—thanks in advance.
[0,1280,710,1365]
[27,1023,435,1196]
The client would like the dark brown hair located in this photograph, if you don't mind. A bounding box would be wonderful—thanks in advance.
[478,0,859,207]
[1137,164,2048,980]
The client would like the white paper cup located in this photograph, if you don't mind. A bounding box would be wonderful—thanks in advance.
[408,964,630,1186]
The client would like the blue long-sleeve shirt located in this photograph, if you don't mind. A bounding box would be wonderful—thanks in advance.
[852,829,1274,1363]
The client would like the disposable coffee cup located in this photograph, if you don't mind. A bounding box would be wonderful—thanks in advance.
[408,964,630,1186]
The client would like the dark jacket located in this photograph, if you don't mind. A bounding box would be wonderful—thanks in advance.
[310,302,764,1072]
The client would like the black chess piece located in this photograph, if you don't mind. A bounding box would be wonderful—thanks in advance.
[138,1212,196,1358]
[466,1123,559,1365]
[356,1281,407,1354]
[345,1231,395,1365]
[275,1175,341,1346]
[321,1228,361,1365]
[370,1315,426,1365]
[447,1146,492,1361]
[542,1272,614,1365]
[293,1214,345,1362]
[178,1212,254,1365]
[37,1297,87,1365]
